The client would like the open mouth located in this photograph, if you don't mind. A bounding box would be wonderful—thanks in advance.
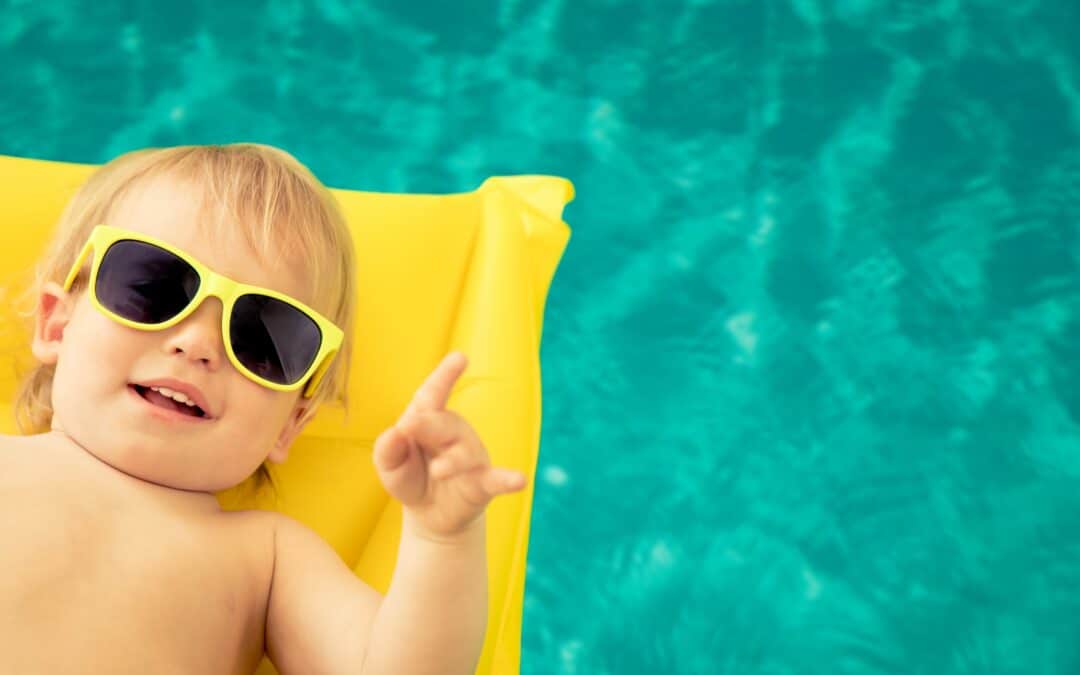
[131,384,208,419]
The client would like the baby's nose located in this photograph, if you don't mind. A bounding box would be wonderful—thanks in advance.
[163,298,225,370]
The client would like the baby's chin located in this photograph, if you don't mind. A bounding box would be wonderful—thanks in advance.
[50,413,258,496]
[50,382,287,494]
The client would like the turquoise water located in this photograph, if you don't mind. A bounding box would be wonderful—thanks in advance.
[3,1,1080,672]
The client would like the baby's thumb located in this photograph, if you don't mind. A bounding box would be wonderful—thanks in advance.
[374,426,413,473]
[373,427,427,505]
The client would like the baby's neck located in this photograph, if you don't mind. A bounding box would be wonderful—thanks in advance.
[41,430,223,514]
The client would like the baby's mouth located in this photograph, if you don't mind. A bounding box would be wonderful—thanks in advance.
[130,384,208,419]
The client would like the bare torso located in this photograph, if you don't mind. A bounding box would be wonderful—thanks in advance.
[0,433,276,674]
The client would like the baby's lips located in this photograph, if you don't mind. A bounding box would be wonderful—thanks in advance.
[132,377,215,419]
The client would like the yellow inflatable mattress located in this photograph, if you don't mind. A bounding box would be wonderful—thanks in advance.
[0,153,573,675]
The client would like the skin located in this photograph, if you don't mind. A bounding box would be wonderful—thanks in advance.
[0,173,529,673]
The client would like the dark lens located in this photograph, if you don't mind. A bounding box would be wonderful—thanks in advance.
[96,240,200,324]
[230,294,322,385]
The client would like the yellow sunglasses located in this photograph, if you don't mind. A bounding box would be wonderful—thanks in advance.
[64,225,343,397]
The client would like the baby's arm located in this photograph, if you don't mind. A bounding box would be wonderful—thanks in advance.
[264,514,381,673]
[359,511,488,675]
[265,511,488,675]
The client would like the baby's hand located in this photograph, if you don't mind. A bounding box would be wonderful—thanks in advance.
[373,352,527,542]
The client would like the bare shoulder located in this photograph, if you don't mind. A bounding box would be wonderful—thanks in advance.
[0,435,37,488]
[0,433,43,453]
[0,433,62,475]
[221,509,333,554]
[262,511,384,674]
[212,507,280,545]
[0,434,22,462]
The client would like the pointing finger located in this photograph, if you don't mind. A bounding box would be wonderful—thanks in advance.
[407,351,468,414]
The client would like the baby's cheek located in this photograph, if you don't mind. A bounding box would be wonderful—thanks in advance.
[234,384,299,433]
[57,308,123,386]
[75,304,145,361]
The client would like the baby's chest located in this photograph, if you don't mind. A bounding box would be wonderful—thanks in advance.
[0,488,273,671]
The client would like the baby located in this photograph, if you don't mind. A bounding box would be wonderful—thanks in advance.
[0,144,528,674]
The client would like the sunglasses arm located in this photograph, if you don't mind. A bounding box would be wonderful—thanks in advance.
[63,240,96,291]
[302,349,338,399]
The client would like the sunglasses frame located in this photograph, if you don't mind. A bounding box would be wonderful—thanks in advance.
[63,225,343,398]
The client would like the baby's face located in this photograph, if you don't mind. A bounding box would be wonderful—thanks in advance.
[38,176,314,493]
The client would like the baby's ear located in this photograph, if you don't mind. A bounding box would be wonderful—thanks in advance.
[31,281,75,366]
[267,402,311,464]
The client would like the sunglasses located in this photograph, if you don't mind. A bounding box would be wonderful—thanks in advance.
[63,225,343,398]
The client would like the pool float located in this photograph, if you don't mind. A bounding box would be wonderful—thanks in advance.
[0,152,573,675]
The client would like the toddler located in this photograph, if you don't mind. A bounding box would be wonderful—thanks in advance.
[0,144,527,674]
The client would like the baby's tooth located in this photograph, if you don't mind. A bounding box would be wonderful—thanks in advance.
[150,386,193,405]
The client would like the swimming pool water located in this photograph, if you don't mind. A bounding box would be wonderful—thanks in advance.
[3,1,1080,673]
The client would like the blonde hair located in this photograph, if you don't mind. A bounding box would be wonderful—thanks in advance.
[13,143,357,492]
